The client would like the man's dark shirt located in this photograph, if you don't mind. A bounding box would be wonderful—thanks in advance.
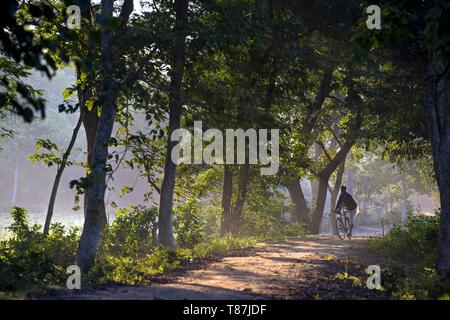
[335,191,357,211]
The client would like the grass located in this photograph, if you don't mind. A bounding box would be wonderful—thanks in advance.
[91,235,258,285]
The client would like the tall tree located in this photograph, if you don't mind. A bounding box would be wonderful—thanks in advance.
[355,0,450,283]
[77,0,134,271]
[425,4,450,283]
[158,0,189,248]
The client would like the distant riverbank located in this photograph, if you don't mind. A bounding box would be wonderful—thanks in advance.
[0,211,388,239]
[0,211,117,235]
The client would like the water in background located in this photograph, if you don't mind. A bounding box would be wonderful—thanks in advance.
[0,211,117,232]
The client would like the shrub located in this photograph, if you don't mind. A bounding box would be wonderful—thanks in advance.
[242,204,307,239]
[368,213,439,267]
[174,199,205,248]
[93,246,190,285]
[240,187,297,239]
[0,204,272,293]
[368,212,448,299]
[106,206,158,257]
[0,207,78,291]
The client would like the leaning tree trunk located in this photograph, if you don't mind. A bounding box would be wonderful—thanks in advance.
[425,39,450,283]
[158,0,189,249]
[310,76,362,234]
[310,141,354,234]
[287,179,310,225]
[43,113,83,235]
[220,165,233,236]
[309,143,322,201]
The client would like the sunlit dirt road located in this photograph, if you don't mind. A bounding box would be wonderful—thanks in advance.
[47,235,387,300]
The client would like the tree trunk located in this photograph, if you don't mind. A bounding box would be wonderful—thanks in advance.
[158,0,189,249]
[400,172,408,225]
[309,143,322,201]
[77,94,117,271]
[44,113,83,235]
[152,222,159,246]
[287,179,310,225]
[231,164,250,234]
[329,160,346,235]
[76,0,97,217]
[78,79,98,216]
[11,151,19,205]
[424,39,450,282]
[362,198,368,215]
[310,141,354,234]
[77,0,120,271]
[82,106,98,168]
[311,175,330,234]
[310,76,362,234]
[220,165,233,236]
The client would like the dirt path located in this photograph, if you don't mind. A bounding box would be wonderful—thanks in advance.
[50,235,386,300]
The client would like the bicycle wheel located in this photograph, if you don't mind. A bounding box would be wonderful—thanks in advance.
[344,216,352,239]
[336,217,346,240]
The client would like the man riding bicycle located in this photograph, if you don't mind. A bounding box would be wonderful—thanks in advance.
[334,186,358,237]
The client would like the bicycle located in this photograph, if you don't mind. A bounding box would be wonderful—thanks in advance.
[335,208,352,240]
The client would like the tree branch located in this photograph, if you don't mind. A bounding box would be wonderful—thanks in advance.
[328,123,343,147]
[119,0,134,28]
[316,141,333,162]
